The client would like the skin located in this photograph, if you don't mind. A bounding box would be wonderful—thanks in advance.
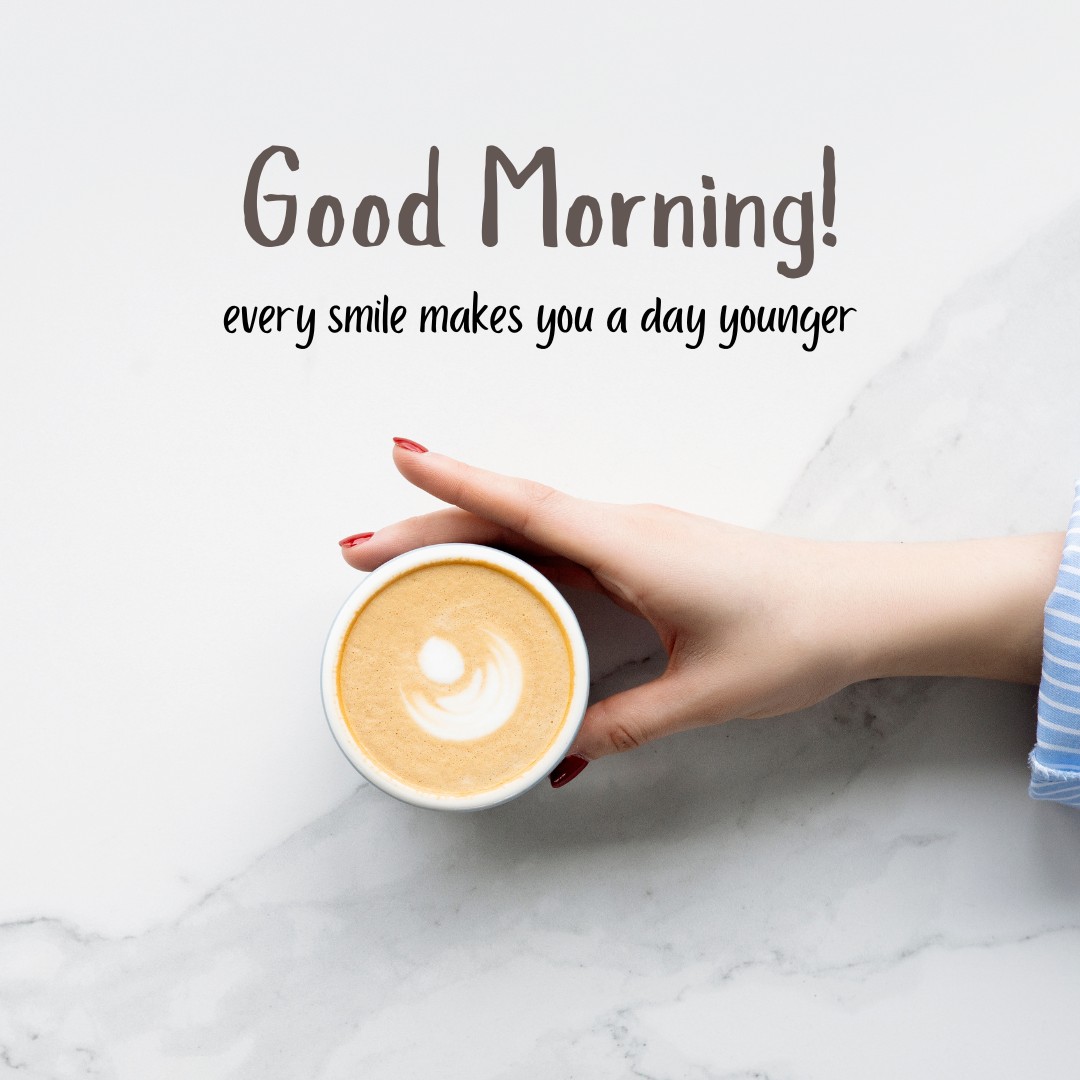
[341,442,1064,765]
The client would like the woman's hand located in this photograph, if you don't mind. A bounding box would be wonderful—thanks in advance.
[340,439,1062,785]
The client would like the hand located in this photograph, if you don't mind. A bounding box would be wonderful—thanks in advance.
[340,441,868,774]
[340,440,1062,785]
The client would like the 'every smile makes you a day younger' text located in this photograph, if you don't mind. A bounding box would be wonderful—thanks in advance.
[223,296,856,351]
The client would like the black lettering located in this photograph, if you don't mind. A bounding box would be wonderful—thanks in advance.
[717,305,738,350]
[296,305,315,350]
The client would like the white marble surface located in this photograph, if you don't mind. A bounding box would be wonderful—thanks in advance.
[4,3,1080,1078]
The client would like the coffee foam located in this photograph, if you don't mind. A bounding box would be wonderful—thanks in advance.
[403,630,523,741]
[336,559,574,796]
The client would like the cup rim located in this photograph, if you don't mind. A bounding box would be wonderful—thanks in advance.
[320,542,590,811]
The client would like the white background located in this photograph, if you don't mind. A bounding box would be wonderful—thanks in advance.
[3,0,1079,942]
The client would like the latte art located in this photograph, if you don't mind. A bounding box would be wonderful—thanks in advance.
[403,631,524,741]
[336,559,575,797]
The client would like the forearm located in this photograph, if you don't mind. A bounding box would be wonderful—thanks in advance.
[834,533,1064,686]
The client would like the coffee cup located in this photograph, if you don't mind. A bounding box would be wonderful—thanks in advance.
[321,543,590,810]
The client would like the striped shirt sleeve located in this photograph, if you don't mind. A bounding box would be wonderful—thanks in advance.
[1029,480,1080,806]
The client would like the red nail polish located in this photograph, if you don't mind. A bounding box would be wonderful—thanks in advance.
[339,532,374,548]
[392,437,428,454]
[549,755,589,789]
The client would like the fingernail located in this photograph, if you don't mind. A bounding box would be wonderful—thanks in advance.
[549,755,589,789]
[339,532,374,548]
[392,437,428,454]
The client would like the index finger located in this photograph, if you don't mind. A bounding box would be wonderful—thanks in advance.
[390,438,619,570]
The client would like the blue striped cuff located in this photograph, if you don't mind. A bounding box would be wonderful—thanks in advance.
[1029,479,1080,807]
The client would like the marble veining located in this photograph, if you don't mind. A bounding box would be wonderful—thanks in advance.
[5,211,1080,1079]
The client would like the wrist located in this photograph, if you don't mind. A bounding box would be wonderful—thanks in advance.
[825,533,1063,686]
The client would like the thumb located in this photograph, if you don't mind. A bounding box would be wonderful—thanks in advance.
[564,670,705,763]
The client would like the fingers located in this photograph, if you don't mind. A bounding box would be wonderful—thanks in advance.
[340,508,519,571]
[390,440,619,569]
[340,506,610,596]
[564,671,712,762]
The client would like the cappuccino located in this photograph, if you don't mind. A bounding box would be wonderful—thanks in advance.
[323,545,589,809]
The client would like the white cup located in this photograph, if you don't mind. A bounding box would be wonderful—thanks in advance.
[321,542,590,811]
